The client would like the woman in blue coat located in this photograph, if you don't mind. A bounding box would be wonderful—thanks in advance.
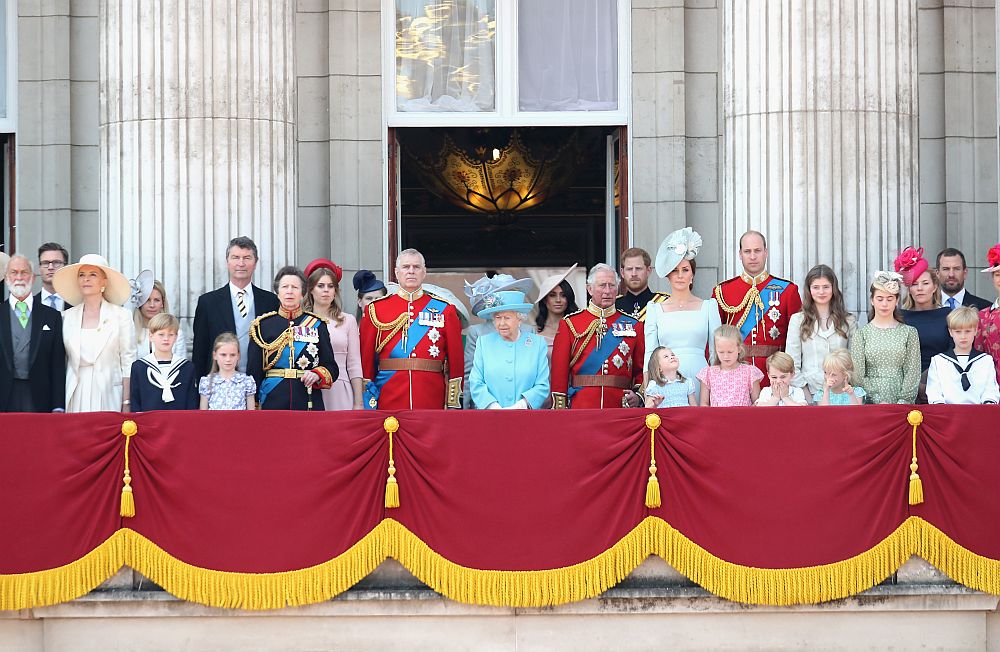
[470,286,550,409]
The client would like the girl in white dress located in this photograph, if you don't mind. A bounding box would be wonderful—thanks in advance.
[644,227,721,394]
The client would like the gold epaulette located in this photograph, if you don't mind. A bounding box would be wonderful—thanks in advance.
[651,292,670,303]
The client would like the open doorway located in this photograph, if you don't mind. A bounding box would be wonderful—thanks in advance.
[388,126,627,315]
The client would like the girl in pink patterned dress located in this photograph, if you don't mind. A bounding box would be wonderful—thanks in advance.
[974,243,1000,385]
[697,324,764,407]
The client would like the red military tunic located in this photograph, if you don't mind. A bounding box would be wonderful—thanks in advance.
[360,287,464,409]
[713,271,802,385]
[550,303,645,409]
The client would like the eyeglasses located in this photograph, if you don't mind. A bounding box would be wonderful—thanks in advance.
[39,261,66,268]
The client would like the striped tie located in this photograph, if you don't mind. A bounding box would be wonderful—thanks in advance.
[237,289,248,318]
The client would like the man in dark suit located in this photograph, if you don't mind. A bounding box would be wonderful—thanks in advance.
[192,236,280,378]
[0,254,66,412]
[35,242,73,311]
[937,248,993,311]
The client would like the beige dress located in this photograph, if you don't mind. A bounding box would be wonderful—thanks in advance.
[64,301,138,413]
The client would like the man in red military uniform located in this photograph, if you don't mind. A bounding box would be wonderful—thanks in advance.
[360,248,464,409]
[713,231,802,385]
[551,264,645,409]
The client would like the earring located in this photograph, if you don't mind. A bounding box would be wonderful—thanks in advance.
[101,287,106,293]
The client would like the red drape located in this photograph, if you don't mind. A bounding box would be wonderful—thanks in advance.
[1,405,997,607]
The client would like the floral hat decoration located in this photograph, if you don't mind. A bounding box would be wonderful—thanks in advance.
[982,243,1000,273]
[654,227,703,278]
[871,271,904,295]
[892,246,928,287]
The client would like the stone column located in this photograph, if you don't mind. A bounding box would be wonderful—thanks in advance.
[100,0,296,322]
[723,1,919,312]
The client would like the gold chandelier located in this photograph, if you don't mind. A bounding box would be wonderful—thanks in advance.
[402,128,587,222]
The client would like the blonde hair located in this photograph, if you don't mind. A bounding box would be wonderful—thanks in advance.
[147,312,179,333]
[646,346,685,385]
[766,351,795,374]
[901,269,942,310]
[946,305,979,330]
[133,280,169,342]
[822,349,855,380]
[209,332,240,374]
[711,324,745,365]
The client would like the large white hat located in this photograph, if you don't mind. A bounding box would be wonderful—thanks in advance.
[0,252,8,279]
[535,264,578,305]
[53,254,133,306]
[654,227,703,277]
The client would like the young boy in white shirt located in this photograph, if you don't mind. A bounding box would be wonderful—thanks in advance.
[926,306,1000,405]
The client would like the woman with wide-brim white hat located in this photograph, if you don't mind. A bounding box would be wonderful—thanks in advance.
[55,254,138,413]
[645,227,721,396]
[533,264,579,359]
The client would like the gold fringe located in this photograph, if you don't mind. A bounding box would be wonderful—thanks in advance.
[911,517,1000,594]
[7,518,1000,610]
[0,530,128,611]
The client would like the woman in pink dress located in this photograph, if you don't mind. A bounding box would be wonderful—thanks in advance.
[974,243,1000,384]
[305,259,363,410]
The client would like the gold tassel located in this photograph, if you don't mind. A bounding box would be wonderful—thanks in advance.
[644,413,662,508]
[384,416,400,509]
[907,410,924,506]
[120,420,138,517]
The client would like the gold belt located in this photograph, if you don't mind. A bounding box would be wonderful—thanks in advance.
[266,368,307,379]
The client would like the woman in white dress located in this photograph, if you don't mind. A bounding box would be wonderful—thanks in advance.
[56,254,137,413]
[785,264,856,403]
[644,227,721,394]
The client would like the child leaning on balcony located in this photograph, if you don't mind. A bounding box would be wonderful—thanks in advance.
[817,349,866,406]
[755,352,808,406]
[926,307,1000,405]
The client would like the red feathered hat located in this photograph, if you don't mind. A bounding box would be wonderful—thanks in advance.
[893,246,928,287]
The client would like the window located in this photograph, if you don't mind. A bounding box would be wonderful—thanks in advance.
[0,0,14,132]
[384,0,630,126]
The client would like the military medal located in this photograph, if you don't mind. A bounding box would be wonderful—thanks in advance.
[618,341,630,356]
[428,344,440,358]
[767,306,781,322]
[306,343,319,357]
[612,322,636,337]
[612,354,625,369]
[427,327,441,343]
[769,325,781,339]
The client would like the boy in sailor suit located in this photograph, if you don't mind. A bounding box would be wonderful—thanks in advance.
[129,313,199,411]
[927,307,1000,404]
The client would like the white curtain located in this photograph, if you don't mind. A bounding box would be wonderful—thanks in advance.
[518,0,618,112]
[396,0,496,112]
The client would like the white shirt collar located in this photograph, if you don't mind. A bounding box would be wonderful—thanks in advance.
[40,288,63,306]
[8,293,34,313]
[943,288,967,306]
[229,282,255,304]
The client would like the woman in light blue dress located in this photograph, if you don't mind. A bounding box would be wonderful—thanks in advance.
[643,227,721,394]
[470,286,550,409]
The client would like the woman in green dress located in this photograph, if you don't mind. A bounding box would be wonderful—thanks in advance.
[850,271,922,404]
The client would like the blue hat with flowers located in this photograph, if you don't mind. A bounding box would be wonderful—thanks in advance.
[478,289,534,317]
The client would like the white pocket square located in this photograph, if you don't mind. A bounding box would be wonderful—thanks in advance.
[42,324,51,331]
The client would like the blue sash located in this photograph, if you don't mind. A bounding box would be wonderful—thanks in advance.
[259,338,310,407]
[364,297,447,410]
[738,278,791,341]
[568,316,636,399]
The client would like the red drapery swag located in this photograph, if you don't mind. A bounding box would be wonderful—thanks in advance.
[1,406,998,610]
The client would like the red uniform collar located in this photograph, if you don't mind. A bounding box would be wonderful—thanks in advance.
[280,307,304,320]
[587,302,617,318]
[397,287,424,302]
[739,271,770,286]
